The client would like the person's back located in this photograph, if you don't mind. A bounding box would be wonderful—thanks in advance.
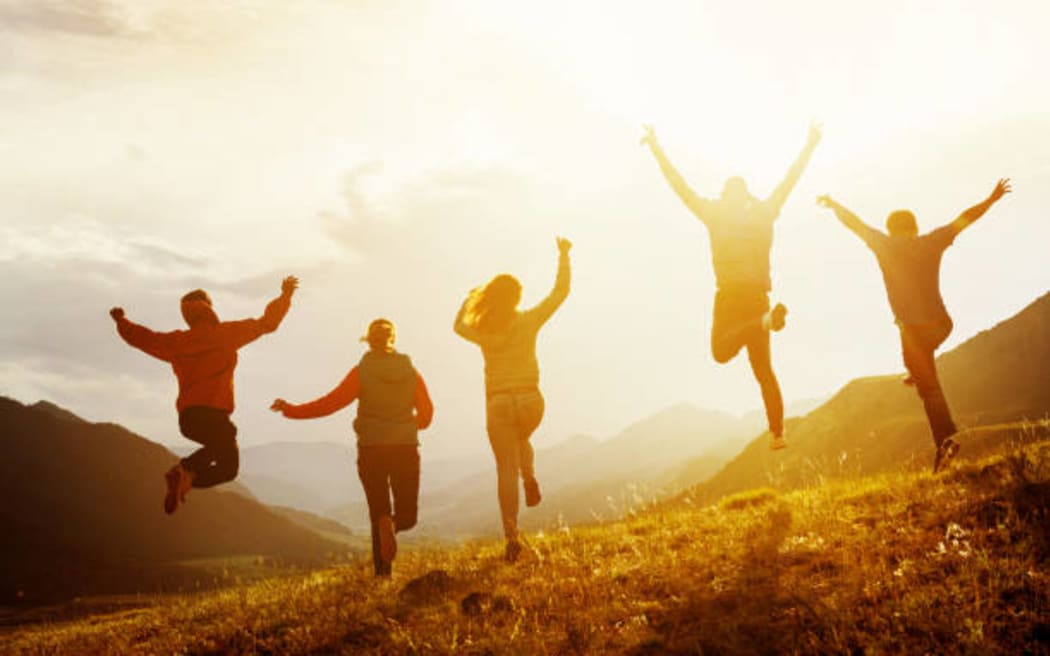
[355,349,421,446]
[862,225,955,326]
[473,310,547,396]
[704,199,777,291]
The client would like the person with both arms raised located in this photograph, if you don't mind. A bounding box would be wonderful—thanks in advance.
[271,319,433,577]
[817,178,1012,472]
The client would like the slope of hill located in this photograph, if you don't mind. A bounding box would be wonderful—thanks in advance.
[690,291,1050,504]
[0,398,352,604]
[7,423,1049,654]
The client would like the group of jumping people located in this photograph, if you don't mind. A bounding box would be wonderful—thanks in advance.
[110,122,1011,576]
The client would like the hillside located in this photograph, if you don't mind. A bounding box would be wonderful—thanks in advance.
[691,291,1050,504]
[0,398,353,605]
[6,422,1049,654]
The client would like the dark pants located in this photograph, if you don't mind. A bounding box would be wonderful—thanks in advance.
[899,320,957,448]
[358,444,420,576]
[711,288,784,437]
[178,406,239,488]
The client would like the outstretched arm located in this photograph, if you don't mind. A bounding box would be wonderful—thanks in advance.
[526,237,572,326]
[766,121,822,215]
[817,195,879,243]
[640,125,710,221]
[110,308,176,362]
[271,367,359,420]
[224,276,299,349]
[948,178,1011,235]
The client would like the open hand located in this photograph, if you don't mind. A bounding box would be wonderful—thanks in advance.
[989,178,1012,203]
[270,398,289,413]
[556,236,573,254]
[807,120,823,146]
[281,276,299,298]
[109,307,125,322]
[639,124,657,148]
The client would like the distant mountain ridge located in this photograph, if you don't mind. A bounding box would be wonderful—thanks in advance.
[0,398,353,604]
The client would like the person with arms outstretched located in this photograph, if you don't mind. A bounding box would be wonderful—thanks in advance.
[271,319,433,577]
[110,276,298,514]
[641,122,821,449]
[817,178,1012,471]
[454,237,571,563]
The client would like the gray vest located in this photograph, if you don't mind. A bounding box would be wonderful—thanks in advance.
[352,350,419,446]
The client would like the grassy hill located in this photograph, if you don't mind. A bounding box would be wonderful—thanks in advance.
[6,420,1049,654]
[0,398,357,605]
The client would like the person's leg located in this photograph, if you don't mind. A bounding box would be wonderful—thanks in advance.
[389,445,421,533]
[515,390,545,507]
[486,394,522,541]
[180,409,239,489]
[746,330,785,439]
[900,324,958,450]
[710,290,750,364]
[357,446,394,576]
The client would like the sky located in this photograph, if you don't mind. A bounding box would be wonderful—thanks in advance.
[2,0,1048,460]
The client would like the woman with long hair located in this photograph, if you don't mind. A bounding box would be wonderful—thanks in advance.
[454,237,572,562]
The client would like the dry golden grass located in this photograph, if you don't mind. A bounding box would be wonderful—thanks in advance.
[5,425,1050,655]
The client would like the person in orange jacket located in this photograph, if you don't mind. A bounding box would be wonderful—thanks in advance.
[110,276,298,514]
[271,319,433,577]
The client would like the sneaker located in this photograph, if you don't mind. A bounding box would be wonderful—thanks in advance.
[523,477,542,507]
[933,438,961,473]
[770,435,788,451]
[902,374,915,386]
[769,303,788,332]
[377,515,398,564]
[163,466,181,515]
[504,539,523,563]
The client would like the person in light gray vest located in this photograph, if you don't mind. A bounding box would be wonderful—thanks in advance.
[271,318,434,577]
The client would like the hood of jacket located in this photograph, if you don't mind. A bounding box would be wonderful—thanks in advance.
[181,299,220,328]
[359,350,414,382]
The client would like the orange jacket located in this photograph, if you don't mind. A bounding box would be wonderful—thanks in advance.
[115,294,292,413]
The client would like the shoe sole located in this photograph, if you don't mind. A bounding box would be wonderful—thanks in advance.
[933,440,961,473]
[378,516,397,564]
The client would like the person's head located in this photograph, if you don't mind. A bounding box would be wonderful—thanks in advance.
[180,289,219,327]
[885,210,919,237]
[720,176,751,209]
[362,318,396,352]
[465,274,522,333]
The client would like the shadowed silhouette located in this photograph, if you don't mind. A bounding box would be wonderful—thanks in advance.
[271,318,434,577]
[454,236,571,562]
[641,122,822,449]
[110,276,298,514]
[817,177,1012,471]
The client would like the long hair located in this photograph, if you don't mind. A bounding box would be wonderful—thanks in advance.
[463,274,522,334]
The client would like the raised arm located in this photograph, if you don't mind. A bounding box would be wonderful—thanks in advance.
[110,308,177,362]
[223,276,298,349]
[526,237,572,326]
[640,125,710,221]
[270,367,359,420]
[766,121,822,215]
[817,195,880,243]
[948,178,1011,235]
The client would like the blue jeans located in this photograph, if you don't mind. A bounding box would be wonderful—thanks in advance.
[486,389,544,538]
